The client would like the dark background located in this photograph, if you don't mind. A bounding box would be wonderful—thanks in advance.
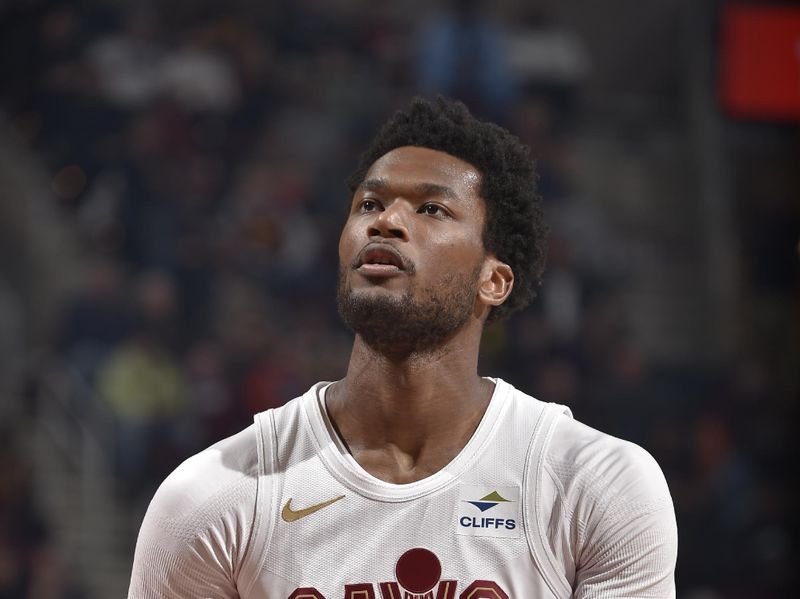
[0,0,797,597]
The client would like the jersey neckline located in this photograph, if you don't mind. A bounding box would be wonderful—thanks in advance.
[301,377,513,502]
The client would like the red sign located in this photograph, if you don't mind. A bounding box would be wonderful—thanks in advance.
[720,4,800,120]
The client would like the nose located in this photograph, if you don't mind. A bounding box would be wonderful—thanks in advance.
[367,202,409,241]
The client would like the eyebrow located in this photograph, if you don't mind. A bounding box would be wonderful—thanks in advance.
[358,178,460,201]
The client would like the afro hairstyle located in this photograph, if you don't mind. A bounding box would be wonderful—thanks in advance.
[346,96,548,323]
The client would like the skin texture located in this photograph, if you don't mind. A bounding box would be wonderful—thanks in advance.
[328,146,514,483]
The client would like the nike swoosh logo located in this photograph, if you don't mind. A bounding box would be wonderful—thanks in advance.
[281,495,345,522]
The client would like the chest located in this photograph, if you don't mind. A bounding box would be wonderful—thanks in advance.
[250,459,555,599]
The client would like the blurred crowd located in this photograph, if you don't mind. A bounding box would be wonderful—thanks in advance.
[1,0,797,597]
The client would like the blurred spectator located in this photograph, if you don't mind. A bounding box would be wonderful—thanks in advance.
[160,37,240,113]
[505,7,589,119]
[221,158,323,291]
[96,270,185,493]
[540,235,582,344]
[680,414,758,593]
[240,352,300,417]
[209,273,277,361]
[85,7,164,110]
[532,356,582,408]
[415,0,515,122]
[179,340,236,452]
[57,257,131,382]
[0,430,66,599]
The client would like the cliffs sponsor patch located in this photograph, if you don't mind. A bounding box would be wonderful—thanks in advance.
[455,485,521,538]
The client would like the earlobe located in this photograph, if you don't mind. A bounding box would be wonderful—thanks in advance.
[478,259,514,307]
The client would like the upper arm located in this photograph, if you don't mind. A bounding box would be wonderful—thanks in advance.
[128,426,260,599]
[545,417,677,598]
[572,447,677,598]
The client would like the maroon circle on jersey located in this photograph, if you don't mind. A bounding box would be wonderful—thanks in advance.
[395,547,442,593]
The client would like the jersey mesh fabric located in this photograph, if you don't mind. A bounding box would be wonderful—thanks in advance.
[253,380,546,596]
[128,380,677,598]
[128,430,259,598]
[542,416,678,598]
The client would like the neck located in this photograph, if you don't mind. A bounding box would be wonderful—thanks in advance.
[326,323,494,483]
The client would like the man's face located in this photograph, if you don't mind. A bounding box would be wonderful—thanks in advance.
[337,145,489,356]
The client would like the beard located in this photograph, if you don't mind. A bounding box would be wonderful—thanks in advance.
[336,264,482,358]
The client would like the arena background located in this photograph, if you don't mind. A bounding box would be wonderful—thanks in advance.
[0,0,797,597]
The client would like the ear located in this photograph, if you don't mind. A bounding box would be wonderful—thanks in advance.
[477,256,514,308]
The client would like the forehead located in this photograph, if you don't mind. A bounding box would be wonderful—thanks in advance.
[363,146,483,200]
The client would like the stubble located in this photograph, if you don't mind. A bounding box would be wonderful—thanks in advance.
[336,264,481,358]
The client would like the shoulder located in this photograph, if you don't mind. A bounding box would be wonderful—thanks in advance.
[161,423,258,501]
[129,426,261,595]
[138,423,260,551]
[130,424,262,595]
[546,413,671,510]
[500,379,669,505]
[542,414,677,596]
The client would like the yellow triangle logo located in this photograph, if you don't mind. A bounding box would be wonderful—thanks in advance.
[480,491,510,502]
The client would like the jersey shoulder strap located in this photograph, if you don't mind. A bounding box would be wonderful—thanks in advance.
[522,400,573,598]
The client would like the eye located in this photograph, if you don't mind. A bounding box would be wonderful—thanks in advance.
[419,203,449,217]
[359,199,381,212]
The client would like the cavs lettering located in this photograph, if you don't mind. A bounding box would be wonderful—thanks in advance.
[287,548,509,599]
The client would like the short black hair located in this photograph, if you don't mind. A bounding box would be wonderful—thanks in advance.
[346,96,548,323]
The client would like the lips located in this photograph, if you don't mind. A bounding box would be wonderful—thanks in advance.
[353,243,412,276]
[360,246,405,269]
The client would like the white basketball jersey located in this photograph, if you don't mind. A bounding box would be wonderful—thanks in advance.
[129,379,677,598]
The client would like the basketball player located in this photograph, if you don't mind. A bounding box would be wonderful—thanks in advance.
[128,97,677,598]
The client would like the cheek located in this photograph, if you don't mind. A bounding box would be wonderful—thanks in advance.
[338,221,355,261]
[434,225,484,256]
[425,237,484,278]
